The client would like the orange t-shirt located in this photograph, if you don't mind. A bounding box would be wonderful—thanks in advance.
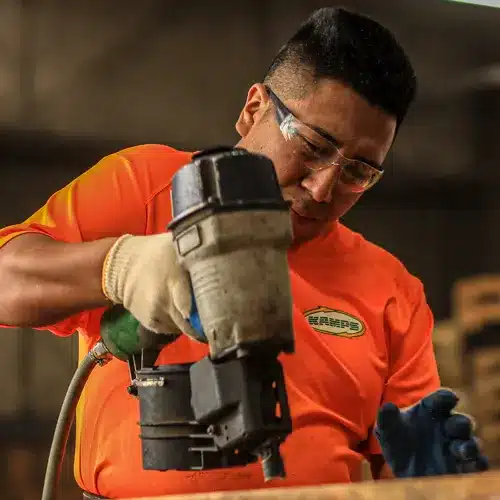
[0,144,440,498]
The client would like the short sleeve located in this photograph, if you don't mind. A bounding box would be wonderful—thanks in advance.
[0,152,150,337]
[365,278,441,456]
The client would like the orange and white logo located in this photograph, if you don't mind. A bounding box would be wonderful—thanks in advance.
[304,306,365,338]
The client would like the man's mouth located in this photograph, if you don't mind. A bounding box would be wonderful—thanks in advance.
[290,207,322,221]
[284,197,329,221]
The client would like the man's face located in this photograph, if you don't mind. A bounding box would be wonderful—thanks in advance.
[235,79,397,244]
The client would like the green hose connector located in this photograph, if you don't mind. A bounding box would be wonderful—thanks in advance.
[100,305,142,361]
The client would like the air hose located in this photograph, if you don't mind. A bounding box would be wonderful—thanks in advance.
[41,341,110,500]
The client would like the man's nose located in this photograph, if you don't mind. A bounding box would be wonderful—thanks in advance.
[300,165,341,203]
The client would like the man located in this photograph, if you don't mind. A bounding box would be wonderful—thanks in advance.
[0,7,486,500]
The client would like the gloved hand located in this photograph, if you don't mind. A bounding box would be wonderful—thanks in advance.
[374,388,489,478]
[102,232,206,342]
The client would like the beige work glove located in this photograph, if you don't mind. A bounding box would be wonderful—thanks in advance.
[102,232,204,341]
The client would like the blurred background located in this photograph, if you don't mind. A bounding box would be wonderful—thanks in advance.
[2,0,500,498]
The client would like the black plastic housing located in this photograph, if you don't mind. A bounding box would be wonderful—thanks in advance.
[168,147,288,231]
[135,363,256,471]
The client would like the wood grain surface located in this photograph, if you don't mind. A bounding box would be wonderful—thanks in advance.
[128,471,500,500]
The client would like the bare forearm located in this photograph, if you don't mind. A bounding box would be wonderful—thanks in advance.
[0,233,118,327]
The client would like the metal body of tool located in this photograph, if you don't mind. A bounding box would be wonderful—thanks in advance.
[102,147,296,481]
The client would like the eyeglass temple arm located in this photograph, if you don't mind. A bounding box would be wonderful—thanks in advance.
[266,87,290,125]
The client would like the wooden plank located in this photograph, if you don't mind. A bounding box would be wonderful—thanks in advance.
[127,471,500,500]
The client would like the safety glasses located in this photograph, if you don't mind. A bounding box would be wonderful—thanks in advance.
[266,86,384,193]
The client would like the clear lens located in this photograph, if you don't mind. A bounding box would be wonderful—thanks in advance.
[280,114,383,192]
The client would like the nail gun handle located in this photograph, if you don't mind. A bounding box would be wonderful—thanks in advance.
[136,324,181,351]
[127,326,182,386]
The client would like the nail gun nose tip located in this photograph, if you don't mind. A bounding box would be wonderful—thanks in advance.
[260,445,286,481]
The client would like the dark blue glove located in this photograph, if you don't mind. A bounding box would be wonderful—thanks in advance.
[374,388,489,478]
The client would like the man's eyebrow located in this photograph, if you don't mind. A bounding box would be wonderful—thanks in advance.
[307,122,340,147]
[306,122,383,171]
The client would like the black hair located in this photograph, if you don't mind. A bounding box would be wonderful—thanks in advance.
[264,7,417,126]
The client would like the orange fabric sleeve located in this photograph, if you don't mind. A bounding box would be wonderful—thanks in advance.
[366,279,441,457]
[0,152,149,337]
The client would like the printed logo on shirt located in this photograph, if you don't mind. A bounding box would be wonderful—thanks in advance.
[304,306,365,338]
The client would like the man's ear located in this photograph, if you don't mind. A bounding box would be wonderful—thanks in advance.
[235,83,269,138]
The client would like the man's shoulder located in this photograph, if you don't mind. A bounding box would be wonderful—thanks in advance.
[117,143,192,169]
[340,224,404,268]
[111,144,193,200]
[339,223,424,299]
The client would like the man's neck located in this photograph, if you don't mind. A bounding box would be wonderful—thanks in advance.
[289,219,338,250]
